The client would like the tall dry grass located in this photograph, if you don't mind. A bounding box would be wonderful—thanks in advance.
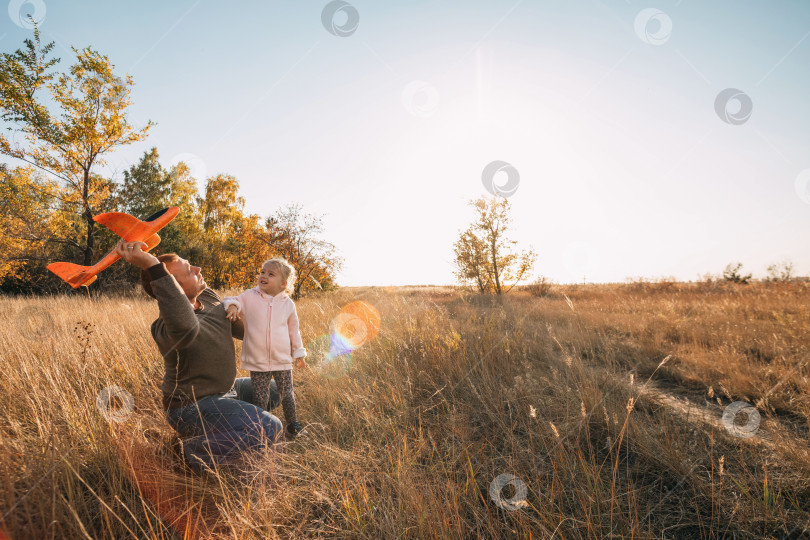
[0,282,808,538]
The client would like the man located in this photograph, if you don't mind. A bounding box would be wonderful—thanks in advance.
[115,240,283,473]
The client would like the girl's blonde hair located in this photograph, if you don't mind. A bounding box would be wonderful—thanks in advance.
[262,258,296,296]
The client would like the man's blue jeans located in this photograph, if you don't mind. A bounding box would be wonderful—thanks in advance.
[164,377,282,472]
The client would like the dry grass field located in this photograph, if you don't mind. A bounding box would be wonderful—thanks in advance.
[1,281,808,539]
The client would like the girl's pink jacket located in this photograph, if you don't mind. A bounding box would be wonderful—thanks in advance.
[223,288,306,372]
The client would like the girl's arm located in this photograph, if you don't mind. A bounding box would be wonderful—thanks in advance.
[288,303,307,359]
[223,290,250,314]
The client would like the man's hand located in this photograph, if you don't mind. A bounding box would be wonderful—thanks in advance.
[115,241,160,270]
[226,304,241,322]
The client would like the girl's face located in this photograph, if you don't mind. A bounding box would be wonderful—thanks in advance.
[257,264,286,296]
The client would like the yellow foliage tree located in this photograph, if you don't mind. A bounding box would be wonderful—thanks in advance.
[453,227,491,293]
[265,203,343,298]
[0,166,64,287]
[165,161,205,258]
[0,25,151,266]
[197,174,273,289]
[453,196,536,294]
[227,214,275,288]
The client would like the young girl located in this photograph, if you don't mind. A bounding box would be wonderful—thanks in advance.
[224,258,306,438]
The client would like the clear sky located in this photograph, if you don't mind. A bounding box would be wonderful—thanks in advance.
[3,0,810,286]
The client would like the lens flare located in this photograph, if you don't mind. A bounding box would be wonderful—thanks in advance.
[330,300,380,351]
[307,333,352,378]
[115,427,219,538]
[309,301,380,378]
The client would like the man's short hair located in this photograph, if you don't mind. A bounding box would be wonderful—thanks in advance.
[141,253,182,298]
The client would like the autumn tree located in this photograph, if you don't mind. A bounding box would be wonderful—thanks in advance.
[453,228,491,293]
[453,196,536,294]
[196,174,271,289]
[0,25,151,267]
[197,174,241,288]
[115,148,204,259]
[116,147,169,219]
[227,214,274,287]
[0,165,64,290]
[113,156,341,294]
[265,203,342,298]
[164,161,205,260]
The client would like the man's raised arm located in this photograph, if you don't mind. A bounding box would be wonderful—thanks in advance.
[115,241,200,349]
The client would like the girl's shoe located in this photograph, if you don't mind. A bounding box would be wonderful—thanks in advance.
[285,421,305,438]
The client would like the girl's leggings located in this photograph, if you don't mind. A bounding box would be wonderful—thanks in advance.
[251,370,297,426]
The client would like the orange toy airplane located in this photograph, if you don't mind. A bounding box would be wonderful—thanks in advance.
[47,207,179,288]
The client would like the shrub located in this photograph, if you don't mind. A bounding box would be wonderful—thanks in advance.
[723,262,752,284]
[766,261,794,282]
[526,276,554,297]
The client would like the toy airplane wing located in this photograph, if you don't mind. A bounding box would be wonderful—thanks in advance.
[47,207,179,289]
[93,212,145,240]
[94,207,177,241]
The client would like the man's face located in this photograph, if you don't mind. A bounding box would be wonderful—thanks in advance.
[165,258,206,301]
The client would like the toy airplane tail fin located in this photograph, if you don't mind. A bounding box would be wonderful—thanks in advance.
[46,262,98,289]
